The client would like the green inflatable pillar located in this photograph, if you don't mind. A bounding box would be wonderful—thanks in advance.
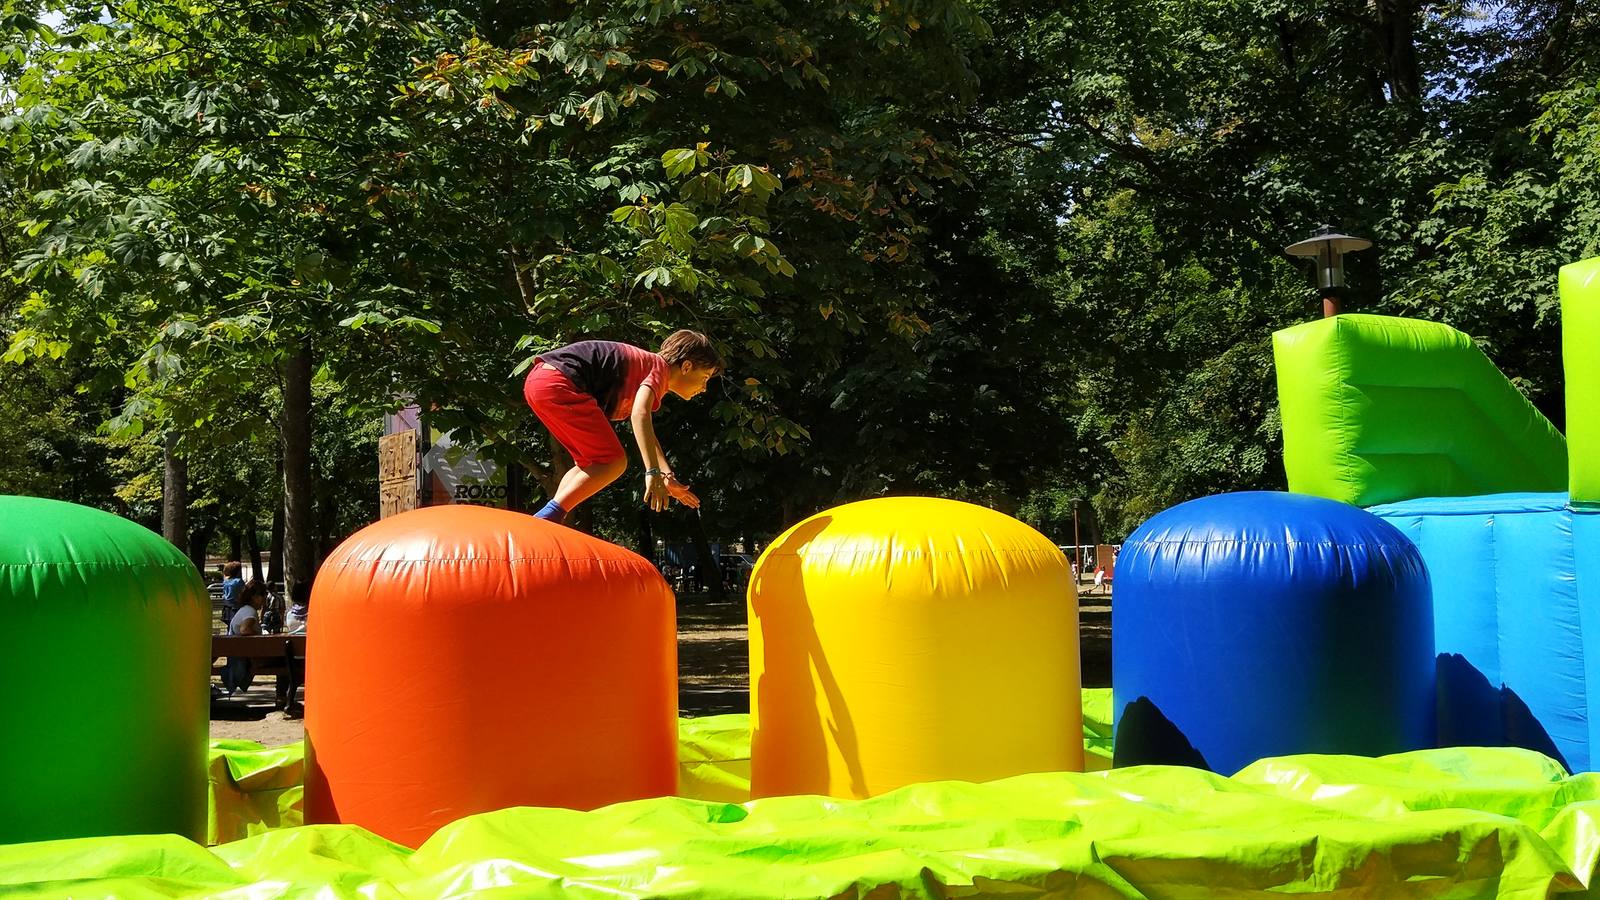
[0,496,209,843]
[1563,257,1600,507]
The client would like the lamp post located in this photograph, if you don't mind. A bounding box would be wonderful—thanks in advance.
[1071,498,1082,583]
[1286,225,1373,318]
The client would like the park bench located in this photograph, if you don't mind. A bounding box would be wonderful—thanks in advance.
[211,634,306,716]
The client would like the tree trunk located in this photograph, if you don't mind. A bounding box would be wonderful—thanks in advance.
[316,486,340,565]
[281,340,316,609]
[1540,0,1577,77]
[691,511,726,602]
[228,530,243,565]
[247,519,264,581]
[638,506,655,564]
[161,431,188,556]
[509,244,539,312]
[268,498,284,586]
[1371,0,1421,106]
[778,498,796,538]
[1275,17,1297,72]
[187,517,214,573]
[507,462,525,512]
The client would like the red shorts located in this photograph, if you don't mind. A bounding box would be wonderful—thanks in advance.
[523,364,624,467]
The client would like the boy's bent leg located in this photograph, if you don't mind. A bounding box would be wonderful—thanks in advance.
[526,364,629,518]
[551,457,628,511]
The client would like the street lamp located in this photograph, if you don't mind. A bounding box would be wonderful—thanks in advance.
[1286,225,1372,318]
[1071,498,1083,582]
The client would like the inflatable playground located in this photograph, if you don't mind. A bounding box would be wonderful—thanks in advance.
[6,258,1600,897]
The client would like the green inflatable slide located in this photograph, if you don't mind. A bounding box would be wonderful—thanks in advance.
[1274,314,1567,507]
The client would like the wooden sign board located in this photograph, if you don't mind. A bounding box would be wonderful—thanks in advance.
[379,430,419,518]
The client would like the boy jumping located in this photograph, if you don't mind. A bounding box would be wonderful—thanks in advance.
[523,329,723,524]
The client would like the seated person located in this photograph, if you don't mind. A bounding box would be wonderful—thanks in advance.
[285,595,308,634]
[222,579,267,695]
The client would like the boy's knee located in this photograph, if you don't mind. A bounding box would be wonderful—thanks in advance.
[595,457,628,482]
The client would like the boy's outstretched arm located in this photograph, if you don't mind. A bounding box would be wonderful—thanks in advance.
[630,384,701,511]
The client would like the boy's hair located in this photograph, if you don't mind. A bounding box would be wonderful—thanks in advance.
[659,330,724,374]
[241,579,268,604]
[223,561,242,578]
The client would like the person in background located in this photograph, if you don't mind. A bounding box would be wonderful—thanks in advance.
[218,561,244,628]
[1093,566,1106,595]
[223,579,266,696]
[285,592,308,634]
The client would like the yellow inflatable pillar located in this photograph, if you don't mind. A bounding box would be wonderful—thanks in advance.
[749,497,1082,799]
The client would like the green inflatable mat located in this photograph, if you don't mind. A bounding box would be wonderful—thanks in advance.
[10,690,1600,897]
[205,692,1117,844]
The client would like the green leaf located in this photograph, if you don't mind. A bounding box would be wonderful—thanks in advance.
[662,148,698,179]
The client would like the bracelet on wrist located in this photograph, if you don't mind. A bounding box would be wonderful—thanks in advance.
[645,468,663,476]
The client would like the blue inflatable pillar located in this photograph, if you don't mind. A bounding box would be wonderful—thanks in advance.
[1113,492,1435,775]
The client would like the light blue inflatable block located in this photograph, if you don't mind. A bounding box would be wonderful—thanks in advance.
[1369,492,1593,771]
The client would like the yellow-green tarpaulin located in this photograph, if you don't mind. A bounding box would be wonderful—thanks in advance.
[9,690,1600,898]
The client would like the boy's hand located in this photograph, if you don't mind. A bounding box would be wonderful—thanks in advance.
[664,474,701,509]
[645,472,671,511]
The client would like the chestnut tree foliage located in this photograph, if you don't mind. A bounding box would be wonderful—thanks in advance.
[1,0,1596,561]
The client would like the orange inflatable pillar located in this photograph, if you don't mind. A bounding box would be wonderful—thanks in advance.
[304,505,677,846]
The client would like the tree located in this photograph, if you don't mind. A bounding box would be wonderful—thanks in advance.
[5,2,476,592]
[956,0,1600,537]
[7,0,1595,554]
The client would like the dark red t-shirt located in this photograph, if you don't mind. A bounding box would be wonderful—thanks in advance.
[535,341,668,421]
